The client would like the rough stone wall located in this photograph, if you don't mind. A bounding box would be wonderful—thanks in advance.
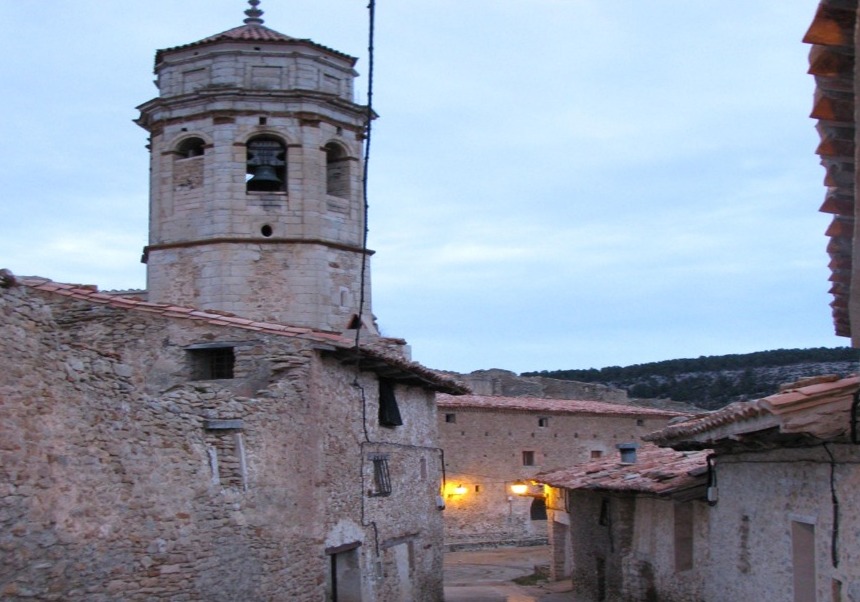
[566,492,635,602]
[0,285,442,601]
[623,497,708,602]
[546,488,571,580]
[317,356,445,601]
[146,242,372,333]
[701,445,860,602]
[439,407,671,546]
[156,42,356,102]
[459,369,629,402]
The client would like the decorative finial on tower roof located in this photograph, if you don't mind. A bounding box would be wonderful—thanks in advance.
[243,0,264,25]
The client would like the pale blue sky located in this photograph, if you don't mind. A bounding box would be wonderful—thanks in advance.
[0,1,844,373]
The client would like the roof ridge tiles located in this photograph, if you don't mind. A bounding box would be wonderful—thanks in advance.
[645,374,860,446]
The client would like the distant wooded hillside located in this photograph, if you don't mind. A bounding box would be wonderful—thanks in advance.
[523,347,858,410]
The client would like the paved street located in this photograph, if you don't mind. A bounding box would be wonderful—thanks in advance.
[443,546,576,602]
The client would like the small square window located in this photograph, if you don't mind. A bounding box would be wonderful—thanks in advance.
[188,346,235,380]
[522,451,535,466]
[444,413,456,423]
[636,419,645,427]
[591,450,603,460]
[538,417,549,427]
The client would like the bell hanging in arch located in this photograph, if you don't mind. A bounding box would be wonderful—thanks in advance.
[247,165,283,192]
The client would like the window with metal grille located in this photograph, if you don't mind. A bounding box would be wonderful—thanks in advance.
[368,454,391,497]
[187,346,235,380]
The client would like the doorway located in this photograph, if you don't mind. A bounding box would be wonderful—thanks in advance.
[327,543,362,602]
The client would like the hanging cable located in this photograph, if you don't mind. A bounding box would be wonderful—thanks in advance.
[350,0,375,436]
[353,0,375,356]
[822,443,840,569]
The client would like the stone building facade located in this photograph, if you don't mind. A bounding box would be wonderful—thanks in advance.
[436,394,684,548]
[0,4,465,601]
[538,445,711,601]
[544,375,860,601]
[645,375,860,602]
[0,275,464,601]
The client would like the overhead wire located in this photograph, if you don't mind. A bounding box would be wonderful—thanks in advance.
[355,0,379,557]
[354,0,375,355]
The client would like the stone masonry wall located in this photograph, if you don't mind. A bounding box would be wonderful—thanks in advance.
[701,445,860,602]
[0,284,442,601]
[566,492,636,602]
[458,369,629,402]
[439,407,673,546]
[146,242,372,333]
[622,497,709,602]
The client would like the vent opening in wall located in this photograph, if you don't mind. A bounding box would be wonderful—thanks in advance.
[187,345,235,380]
[204,421,247,490]
[260,224,273,237]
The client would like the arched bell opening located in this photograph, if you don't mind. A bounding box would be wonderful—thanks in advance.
[325,142,350,198]
[176,137,206,158]
[246,135,286,192]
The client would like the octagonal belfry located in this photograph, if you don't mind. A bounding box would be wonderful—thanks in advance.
[136,3,375,333]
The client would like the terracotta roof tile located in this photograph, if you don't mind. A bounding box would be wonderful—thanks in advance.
[436,394,686,418]
[155,24,356,68]
[645,374,860,447]
[537,445,710,496]
[807,0,857,338]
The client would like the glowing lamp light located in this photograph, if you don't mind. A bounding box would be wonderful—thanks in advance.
[511,481,529,495]
[453,484,468,495]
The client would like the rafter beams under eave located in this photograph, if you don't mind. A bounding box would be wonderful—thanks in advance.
[806,0,857,339]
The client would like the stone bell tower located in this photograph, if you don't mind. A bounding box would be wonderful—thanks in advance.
[136,1,374,333]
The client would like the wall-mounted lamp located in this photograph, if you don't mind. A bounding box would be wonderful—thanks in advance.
[453,484,468,495]
[511,480,528,495]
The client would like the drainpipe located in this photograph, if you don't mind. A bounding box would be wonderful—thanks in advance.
[706,454,718,506]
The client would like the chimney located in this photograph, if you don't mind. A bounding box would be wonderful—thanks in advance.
[616,442,639,464]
